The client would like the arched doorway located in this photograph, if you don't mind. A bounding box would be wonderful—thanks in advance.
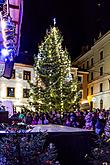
[100,99,103,110]
[90,101,93,111]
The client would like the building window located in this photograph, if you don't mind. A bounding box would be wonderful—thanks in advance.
[91,72,93,80]
[91,86,93,95]
[100,67,103,76]
[23,71,31,80]
[108,79,110,90]
[87,61,89,69]
[7,87,15,97]
[78,76,82,82]
[23,89,30,98]
[100,51,103,60]
[91,58,93,67]
[71,74,74,78]
[83,64,85,69]
[100,83,103,92]
[11,69,15,79]
[80,90,83,99]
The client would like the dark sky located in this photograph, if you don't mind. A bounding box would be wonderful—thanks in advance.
[16,0,110,64]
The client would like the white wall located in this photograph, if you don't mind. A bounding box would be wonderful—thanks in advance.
[0,63,34,108]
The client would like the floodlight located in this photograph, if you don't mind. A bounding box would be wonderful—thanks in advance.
[1,19,6,29]
[4,58,7,62]
[1,48,9,56]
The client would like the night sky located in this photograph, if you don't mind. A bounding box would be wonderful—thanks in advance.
[16,0,110,65]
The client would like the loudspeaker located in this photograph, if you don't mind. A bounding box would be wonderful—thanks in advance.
[0,111,8,123]
[3,61,14,79]
[0,4,3,11]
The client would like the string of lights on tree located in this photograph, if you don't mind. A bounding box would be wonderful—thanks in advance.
[28,19,81,113]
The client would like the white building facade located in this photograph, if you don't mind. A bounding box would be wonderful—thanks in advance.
[0,63,34,111]
[73,31,110,110]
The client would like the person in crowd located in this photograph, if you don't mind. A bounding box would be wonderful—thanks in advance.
[26,113,33,125]
[95,112,106,135]
[32,115,37,125]
[85,112,93,130]
[78,111,85,128]
[92,112,97,130]
[56,112,62,125]
[65,117,71,126]
[44,115,49,124]
[18,111,25,122]
[11,111,19,119]
[37,117,42,124]
[5,107,109,135]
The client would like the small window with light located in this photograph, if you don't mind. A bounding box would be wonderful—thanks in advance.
[23,89,30,98]
[7,87,15,97]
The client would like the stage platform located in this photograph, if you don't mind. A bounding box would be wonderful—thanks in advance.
[0,125,94,165]
[31,125,93,165]
[31,124,92,133]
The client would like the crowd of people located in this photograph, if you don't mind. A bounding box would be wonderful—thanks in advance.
[9,108,110,135]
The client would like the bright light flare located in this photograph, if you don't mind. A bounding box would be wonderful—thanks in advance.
[1,48,9,57]
[1,19,6,30]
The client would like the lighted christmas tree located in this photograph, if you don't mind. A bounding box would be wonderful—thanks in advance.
[29,19,81,113]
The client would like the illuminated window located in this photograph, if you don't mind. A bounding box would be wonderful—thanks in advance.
[100,51,103,60]
[23,71,31,80]
[100,67,103,76]
[11,69,15,79]
[91,86,93,95]
[7,87,15,97]
[100,83,103,92]
[23,88,30,98]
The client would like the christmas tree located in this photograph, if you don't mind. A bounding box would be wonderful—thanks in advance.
[28,19,81,113]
